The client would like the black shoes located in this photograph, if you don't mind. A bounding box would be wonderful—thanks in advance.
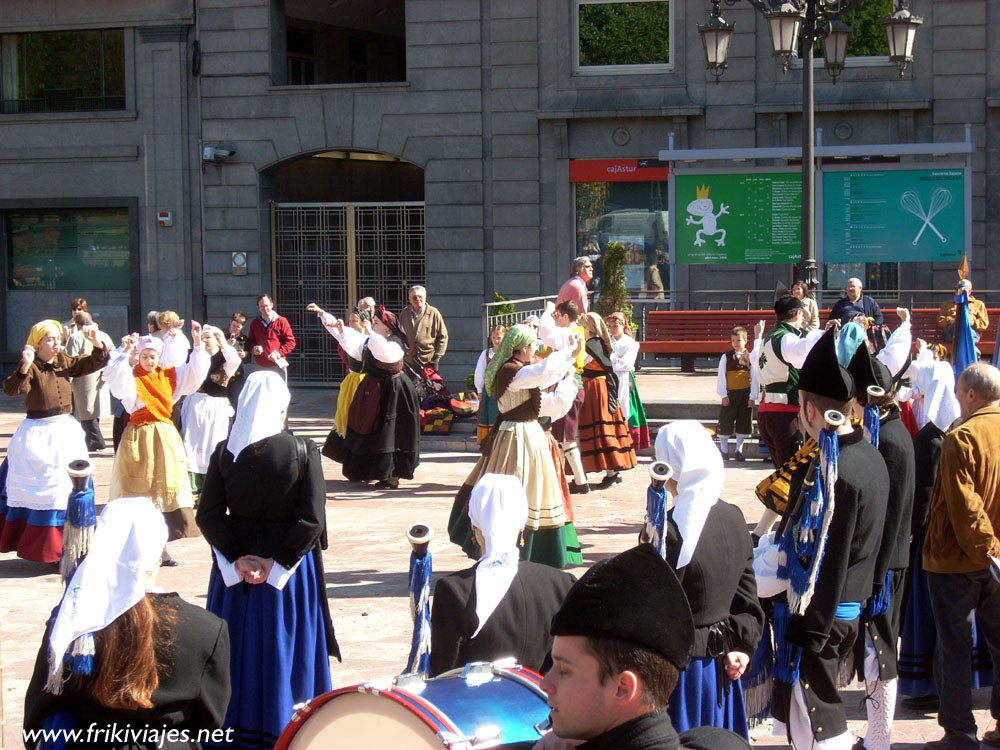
[597,473,623,489]
[375,479,400,489]
[570,481,591,495]
[733,450,745,462]
[902,694,940,711]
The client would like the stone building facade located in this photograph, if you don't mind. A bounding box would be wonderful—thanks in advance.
[0,0,995,384]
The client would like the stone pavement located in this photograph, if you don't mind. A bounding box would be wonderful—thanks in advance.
[0,369,991,749]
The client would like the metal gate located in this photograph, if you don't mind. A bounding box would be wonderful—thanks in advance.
[271,201,425,384]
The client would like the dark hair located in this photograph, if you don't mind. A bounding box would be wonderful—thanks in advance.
[257,294,273,304]
[583,637,679,711]
[230,312,247,325]
[74,312,94,327]
[70,298,88,313]
[90,595,176,710]
[731,326,748,337]
[791,280,813,299]
[555,300,580,322]
[778,308,801,322]
[798,390,852,421]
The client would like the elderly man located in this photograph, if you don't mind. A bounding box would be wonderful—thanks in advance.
[556,257,593,314]
[938,278,989,343]
[247,294,296,377]
[399,285,448,371]
[922,363,1000,750]
[65,311,115,451]
[828,277,883,326]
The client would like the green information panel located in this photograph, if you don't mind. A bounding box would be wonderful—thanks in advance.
[674,172,802,264]
[823,168,966,263]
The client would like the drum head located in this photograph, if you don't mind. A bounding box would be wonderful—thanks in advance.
[282,691,444,750]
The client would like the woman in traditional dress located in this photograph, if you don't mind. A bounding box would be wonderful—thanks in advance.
[24,497,231,749]
[653,420,763,740]
[0,320,109,563]
[321,318,420,489]
[605,311,650,450]
[197,371,338,749]
[448,324,582,569]
[105,325,210,560]
[306,303,368,462]
[180,326,241,500]
[430,474,575,677]
[474,325,507,444]
[577,312,636,488]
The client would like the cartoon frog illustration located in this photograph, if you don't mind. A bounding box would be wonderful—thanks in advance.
[685,185,729,247]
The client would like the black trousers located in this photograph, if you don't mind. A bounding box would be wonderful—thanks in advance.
[79,418,106,451]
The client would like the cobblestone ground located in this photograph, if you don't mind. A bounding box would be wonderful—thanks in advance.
[0,370,992,748]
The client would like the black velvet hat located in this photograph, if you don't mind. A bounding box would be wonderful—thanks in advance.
[550,544,694,670]
[774,295,803,317]
[847,343,892,396]
[797,326,855,402]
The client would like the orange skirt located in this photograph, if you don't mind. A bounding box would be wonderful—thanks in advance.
[578,375,637,474]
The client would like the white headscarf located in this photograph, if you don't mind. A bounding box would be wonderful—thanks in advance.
[46,497,167,692]
[654,420,725,569]
[226,370,290,460]
[914,360,959,432]
[468,474,528,638]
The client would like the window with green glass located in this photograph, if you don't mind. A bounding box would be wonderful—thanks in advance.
[7,208,131,291]
[0,29,126,114]
[577,0,670,69]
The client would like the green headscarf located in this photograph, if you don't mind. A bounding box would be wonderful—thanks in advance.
[485,324,536,397]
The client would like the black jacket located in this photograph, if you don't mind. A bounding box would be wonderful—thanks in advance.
[871,411,916,579]
[24,594,230,750]
[429,560,575,676]
[785,427,889,652]
[665,501,763,657]
[911,422,945,536]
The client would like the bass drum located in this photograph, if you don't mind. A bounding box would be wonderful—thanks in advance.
[275,661,551,749]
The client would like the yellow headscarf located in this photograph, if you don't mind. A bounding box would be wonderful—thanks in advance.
[26,320,63,348]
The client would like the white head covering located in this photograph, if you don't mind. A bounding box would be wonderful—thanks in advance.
[654,420,725,569]
[201,324,224,340]
[914,360,959,432]
[367,330,404,364]
[46,497,167,692]
[136,334,163,356]
[226,370,290,460]
[468,474,528,638]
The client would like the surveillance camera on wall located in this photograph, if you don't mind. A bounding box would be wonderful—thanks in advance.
[202,146,235,163]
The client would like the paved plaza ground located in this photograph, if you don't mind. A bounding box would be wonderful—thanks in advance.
[0,369,993,748]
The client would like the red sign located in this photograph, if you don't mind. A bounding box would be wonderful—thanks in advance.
[569,158,670,183]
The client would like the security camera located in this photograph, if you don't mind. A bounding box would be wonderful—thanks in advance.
[202,146,235,163]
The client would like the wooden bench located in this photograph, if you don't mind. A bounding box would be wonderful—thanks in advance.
[639,306,1000,371]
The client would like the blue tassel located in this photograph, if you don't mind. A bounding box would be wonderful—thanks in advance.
[405,551,432,675]
[868,570,893,617]
[771,602,802,685]
[67,478,96,528]
[646,485,667,559]
[863,404,880,448]
[68,633,95,676]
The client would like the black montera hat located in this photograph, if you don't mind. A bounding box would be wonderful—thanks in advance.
[797,326,855,402]
[847,343,892,396]
[774,295,804,317]
[550,544,694,670]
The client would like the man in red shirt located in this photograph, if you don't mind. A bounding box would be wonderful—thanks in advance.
[556,257,593,314]
[247,294,296,379]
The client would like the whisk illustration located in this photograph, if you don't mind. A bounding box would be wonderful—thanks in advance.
[899,188,952,246]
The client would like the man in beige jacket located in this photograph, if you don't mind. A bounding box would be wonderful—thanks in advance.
[923,362,1000,750]
[399,285,448,371]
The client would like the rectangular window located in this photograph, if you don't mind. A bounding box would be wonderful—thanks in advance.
[576,0,671,72]
[576,181,670,296]
[0,29,125,114]
[6,208,131,290]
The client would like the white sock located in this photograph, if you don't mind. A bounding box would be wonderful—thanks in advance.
[753,508,781,538]
[863,677,897,750]
[718,435,730,454]
[736,434,748,451]
[563,442,588,485]
[605,469,617,479]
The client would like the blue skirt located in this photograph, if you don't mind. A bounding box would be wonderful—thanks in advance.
[898,532,994,697]
[668,655,749,741]
[205,551,332,749]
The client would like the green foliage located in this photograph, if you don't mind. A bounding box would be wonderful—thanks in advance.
[465,373,476,391]
[840,0,892,57]
[576,182,610,228]
[491,292,515,317]
[596,241,633,327]
[578,1,670,67]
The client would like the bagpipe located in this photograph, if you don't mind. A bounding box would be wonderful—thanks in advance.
[405,523,434,676]
[639,461,673,560]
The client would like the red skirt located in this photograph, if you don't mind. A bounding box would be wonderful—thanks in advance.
[578,375,637,474]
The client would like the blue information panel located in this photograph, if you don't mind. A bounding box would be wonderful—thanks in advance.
[823,168,966,263]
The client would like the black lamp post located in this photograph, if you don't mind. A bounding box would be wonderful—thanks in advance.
[697,0,922,290]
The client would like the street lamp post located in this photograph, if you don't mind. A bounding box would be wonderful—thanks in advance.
[697,0,922,290]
